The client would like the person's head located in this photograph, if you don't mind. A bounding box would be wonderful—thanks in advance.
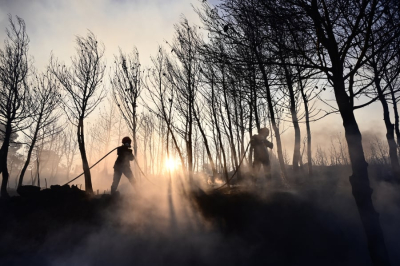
[258,127,269,137]
[122,136,132,147]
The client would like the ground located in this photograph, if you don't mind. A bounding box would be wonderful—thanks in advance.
[0,165,399,266]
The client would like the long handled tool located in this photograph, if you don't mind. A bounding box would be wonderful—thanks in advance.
[63,147,118,186]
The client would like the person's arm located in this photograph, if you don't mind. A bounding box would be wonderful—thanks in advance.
[264,140,273,149]
[128,149,134,161]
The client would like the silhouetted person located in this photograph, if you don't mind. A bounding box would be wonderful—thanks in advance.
[111,136,135,195]
[249,128,273,182]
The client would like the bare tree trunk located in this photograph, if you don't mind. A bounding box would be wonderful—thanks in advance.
[251,73,260,130]
[299,78,313,176]
[77,118,93,194]
[211,119,220,182]
[212,76,230,187]
[193,107,217,180]
[132,118,138,158]
[387,75,400,157]
[35,156,39,186]
[279,50,301,171]
[285,69,301,171]
[233,82,245,179]
[222,71,239,179]
[248,99,254,164]
[187,91,194,184]
[0,121,12,198]
[19,114,43,187]
[256,52,288,180]
[335,77,390,266]
[237,85,246,165]
[37,157,40,188]
[374,76,400,182]
[18,133,38,187]
[166,120,185,175]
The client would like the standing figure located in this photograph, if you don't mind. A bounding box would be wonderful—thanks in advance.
[249,128,273,182]
[111,136,135,195]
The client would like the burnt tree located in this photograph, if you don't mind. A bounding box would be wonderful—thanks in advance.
[267,0,400,264]
[0,16,30,198]
[18,72,61,188]
[50,31,106,194]
[111,47,142,158]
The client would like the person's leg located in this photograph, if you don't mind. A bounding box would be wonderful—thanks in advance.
[123,167,136,187]
[263,161,272,182]
[111,168,123,194]
[252,160,261,183]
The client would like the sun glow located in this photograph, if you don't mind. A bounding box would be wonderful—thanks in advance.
[165,157,177,172]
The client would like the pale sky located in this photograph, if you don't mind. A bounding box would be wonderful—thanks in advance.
[0,0,388,154]
[0,0,221,69]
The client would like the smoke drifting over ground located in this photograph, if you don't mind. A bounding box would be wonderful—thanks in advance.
[2,168,399,266]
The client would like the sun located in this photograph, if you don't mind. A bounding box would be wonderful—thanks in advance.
[165,157,177,171]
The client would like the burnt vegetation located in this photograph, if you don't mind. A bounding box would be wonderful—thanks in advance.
[1,1,400,265]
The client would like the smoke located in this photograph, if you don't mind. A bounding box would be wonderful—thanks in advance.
[2,165,400,265]
[46,177,228,266]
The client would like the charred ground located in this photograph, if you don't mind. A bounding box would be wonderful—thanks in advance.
[1,165,399,266]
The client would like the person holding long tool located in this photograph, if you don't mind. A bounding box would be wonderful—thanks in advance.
[249,127,273,183]
[111,136,135,195]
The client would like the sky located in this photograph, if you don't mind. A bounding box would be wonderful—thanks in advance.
[0,0,389,154]
[0,0,220,69]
